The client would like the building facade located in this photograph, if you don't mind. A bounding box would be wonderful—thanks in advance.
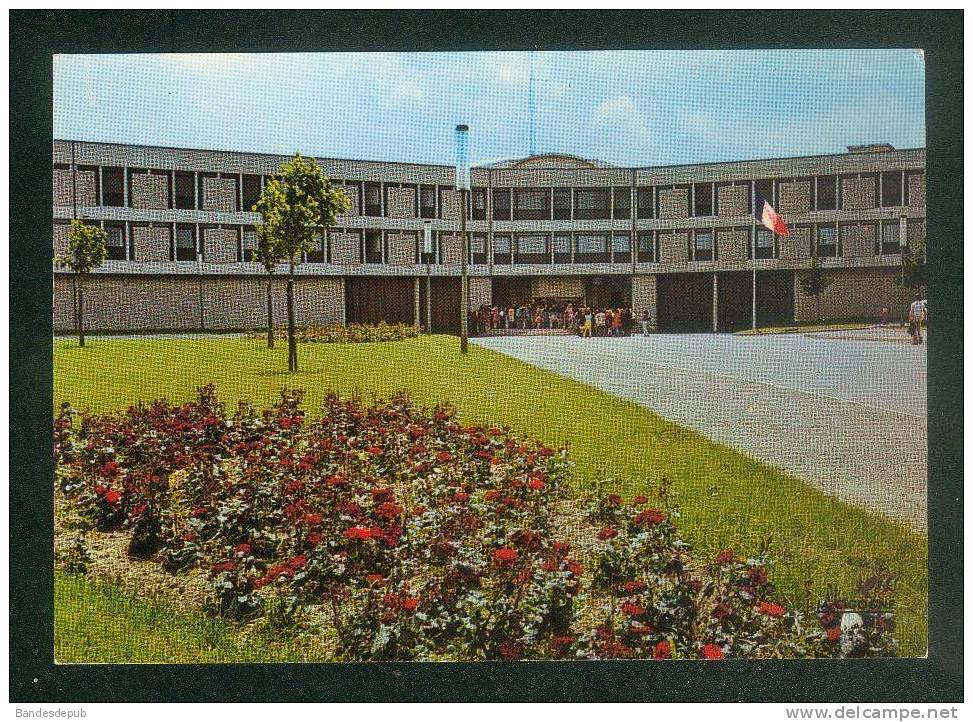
[52,140,926,333]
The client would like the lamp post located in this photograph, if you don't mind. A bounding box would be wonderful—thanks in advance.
[750,181,757,330]
[196,250,205,331]
[423,220,433,333]
[455,124,471,354]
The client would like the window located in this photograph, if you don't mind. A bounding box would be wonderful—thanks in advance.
[471,233,488,264]
[242,174,262,212]
[104,222,127,261]
[574,188,610,220]
[242,227,257,262]
[420,185,436,219]
[612,232,631,252]
[881,221,902,254]
[636,187,653,219]
[472,188,487,220]
[175,224,197,261]
[102,167,125,207]
[553,188,571,220]
[817,225,837,257]
[755,179,774,206]
[754,229,774,259]
[513,189,550,220]
[173,172,194,210]
[306,230,326,263]
[492,189,511,221]
[575,233,609,262]
[613,187,632,219]
[637,231,655,262]
[364,183,382,216]
[694,230,714,261]
[493,233,512,264]
[365,230,382,263]
[693,183,713,217]
[553,234,571,262]
[816,175,837,210]
[881,171,903,207]
[515,234,548,257]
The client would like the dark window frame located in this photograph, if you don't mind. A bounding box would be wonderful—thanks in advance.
[513,188,551,221]
[574,188,610,220]
[553,188,572,220]
[492,188,512,221]
[612,187,632,220]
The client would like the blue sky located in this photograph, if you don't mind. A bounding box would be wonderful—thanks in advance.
[54,50,925,167]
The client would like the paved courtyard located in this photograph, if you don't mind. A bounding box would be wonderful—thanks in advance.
[474,330,927,533]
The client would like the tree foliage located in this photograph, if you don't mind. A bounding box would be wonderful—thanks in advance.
[56,219,108,277]
[252,154,351,371]
[897,236,927,292]
[799,254,833,322]
[253,154,351,271]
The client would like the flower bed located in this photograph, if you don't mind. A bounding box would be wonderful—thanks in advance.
[54,386,897,661]
[248,322,421,344]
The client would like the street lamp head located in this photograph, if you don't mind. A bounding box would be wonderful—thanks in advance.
[454,124,470,191]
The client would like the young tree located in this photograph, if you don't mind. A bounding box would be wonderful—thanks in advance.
[253,154,350,372]
[799,254,833,323]
[898,235,927,295]
[56,219,108,347]
[252,189,284,349]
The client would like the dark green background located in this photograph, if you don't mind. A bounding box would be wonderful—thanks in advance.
[9,10,963,703]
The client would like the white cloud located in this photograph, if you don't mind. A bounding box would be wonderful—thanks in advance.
[591,95,649,143]
[389,78,423,103]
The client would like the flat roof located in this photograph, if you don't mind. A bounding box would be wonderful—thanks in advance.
[53,138,926,173]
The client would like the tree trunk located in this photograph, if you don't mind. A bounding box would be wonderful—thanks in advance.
[287,268,297,373]
[72,274,79,341]
[78,282,86,348]
[266,276,275,349]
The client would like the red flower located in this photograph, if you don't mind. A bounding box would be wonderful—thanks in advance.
[597,527,618,541]
[758,601,786,618]
[552,636,575,654]
[436,451,452,463]
[498,641,522,661]
[607,494,622,506]
[715,548,735,565]
[748,566,768,585]
[288,554,307,570]
[211,561,237,574]
[623,580,647,594]
[306,532,322,547]
[365,574,385,585]
[401,597,419,613]
[367,445,383,455]
[98,461,120,477]
[372,487,395,503]
[234,543,252,556]
[376,502,403,519]
[325,474,347,487]
[344,526,373,541]
[630,622,655,636]
[493,547,518,564]
[104,490,122,505]
[453,491,470,503]
[634,509,665,526]
[304,512,322,526]
[633,495,648,505]
[653,640,672,659]
[484,490,501,502]
[827,627,841,642]
[620,601,646,617]
[527,478,545,491]
[702,644,725,660]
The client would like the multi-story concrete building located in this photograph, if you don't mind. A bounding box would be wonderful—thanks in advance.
[52,140,925,333]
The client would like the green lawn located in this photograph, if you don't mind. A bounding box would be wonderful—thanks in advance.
[53,334,927,657]
[55,572,333,663]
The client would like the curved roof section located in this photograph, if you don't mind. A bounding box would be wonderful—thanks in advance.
[479,153,615,169]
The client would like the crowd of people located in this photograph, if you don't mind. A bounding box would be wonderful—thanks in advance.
[468,303,654,337]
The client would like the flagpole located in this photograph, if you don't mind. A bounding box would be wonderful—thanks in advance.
[751,181,757,330]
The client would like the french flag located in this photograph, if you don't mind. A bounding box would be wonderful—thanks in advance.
[754,194,790,237]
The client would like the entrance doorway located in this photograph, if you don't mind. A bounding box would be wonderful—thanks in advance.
[584,276,631,309]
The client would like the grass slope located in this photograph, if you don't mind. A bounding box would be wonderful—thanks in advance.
[53,335,927,657]
[54,572,332,663]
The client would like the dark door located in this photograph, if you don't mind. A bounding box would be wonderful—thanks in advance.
[418,277,460,334]
[657,273,712,332]
[345,276,415,325]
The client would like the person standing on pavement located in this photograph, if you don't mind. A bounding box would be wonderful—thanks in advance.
[908,293,926,345]
[640,309,651,336]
